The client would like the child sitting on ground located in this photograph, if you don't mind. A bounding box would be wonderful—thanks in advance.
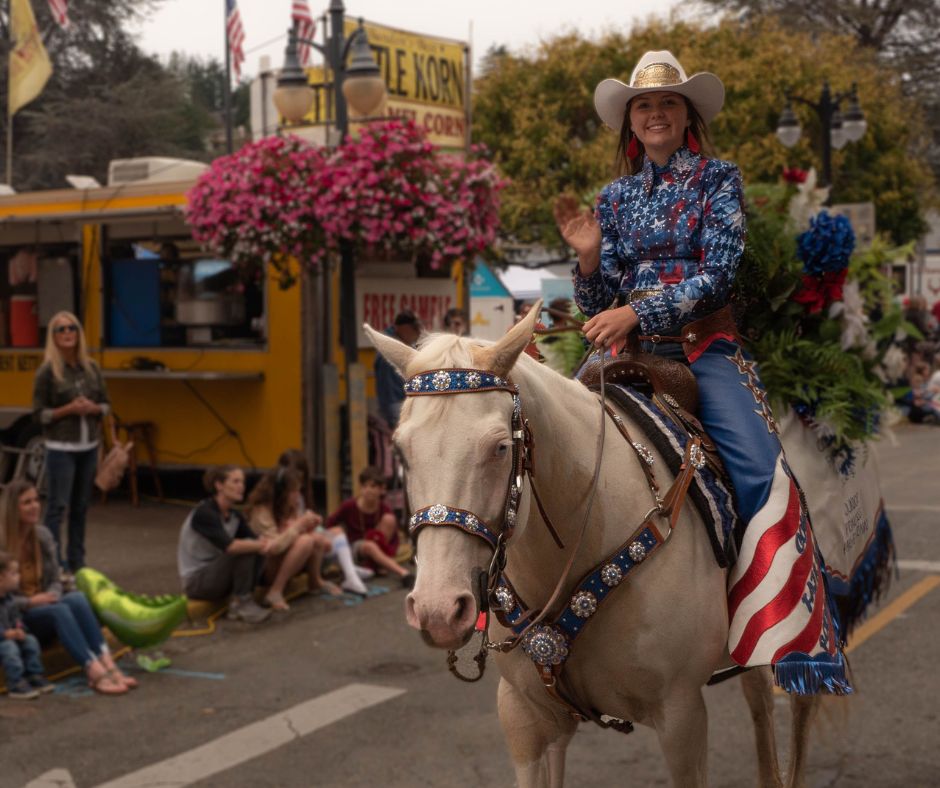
[0,552,54,700]
[326,467,414,589]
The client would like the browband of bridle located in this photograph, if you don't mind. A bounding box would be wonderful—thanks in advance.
[404,368,526,553]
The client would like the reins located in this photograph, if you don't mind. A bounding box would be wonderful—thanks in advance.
[404,339,703,697]
[482,353,608,656]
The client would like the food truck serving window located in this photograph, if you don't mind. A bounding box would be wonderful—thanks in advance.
[104,236,266,349]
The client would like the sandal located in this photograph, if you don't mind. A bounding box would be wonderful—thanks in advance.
[88,669,128,696]
[264,592,290,611]
[111,668,139,690]
[311,580,343,597]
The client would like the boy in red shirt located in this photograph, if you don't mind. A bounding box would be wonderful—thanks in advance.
[326,467,414,589]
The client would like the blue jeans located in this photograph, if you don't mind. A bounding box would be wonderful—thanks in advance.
[23,592,104,667]
[0,633,44,685]
[44,447,98,571]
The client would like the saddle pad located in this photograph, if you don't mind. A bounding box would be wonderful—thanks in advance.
[605,384,738,568]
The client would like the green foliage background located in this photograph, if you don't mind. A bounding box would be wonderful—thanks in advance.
[473,17,933,250]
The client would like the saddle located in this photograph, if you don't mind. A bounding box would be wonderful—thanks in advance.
[578,306,742,543]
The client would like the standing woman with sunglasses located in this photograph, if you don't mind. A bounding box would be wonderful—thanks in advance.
[31,312,111,574]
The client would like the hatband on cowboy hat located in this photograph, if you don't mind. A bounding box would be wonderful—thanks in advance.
[594,50,725,131]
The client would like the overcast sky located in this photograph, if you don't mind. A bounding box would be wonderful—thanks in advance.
[133,0,686,77]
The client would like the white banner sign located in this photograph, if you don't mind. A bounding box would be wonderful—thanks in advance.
[357,277,456,347]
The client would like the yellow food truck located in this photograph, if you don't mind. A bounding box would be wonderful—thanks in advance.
[0,170,462,510]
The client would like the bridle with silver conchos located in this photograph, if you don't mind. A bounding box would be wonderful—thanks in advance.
[403,361,703,728]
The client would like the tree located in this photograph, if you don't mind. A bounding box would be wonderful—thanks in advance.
[471,18,933,250]
[0,1,248,190]
[695,0,940,176]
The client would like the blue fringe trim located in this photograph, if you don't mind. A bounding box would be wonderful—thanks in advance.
[833,509,897,640]
[773,651,853,696]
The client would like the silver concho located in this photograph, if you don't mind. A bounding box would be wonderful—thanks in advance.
[689,444,706,469]
[464,514,480,531]
[569,590,598,619]
[632,442,655,466]
[432,371,452,391]
[522,625,569,666]
[466,371,482,389]
[493,586,515,612]
[601,563,623,587]
[661,393,680,409]
[628,541,647,563]
[427,504,449,524]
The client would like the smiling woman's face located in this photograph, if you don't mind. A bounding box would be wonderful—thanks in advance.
[629,91,689,163]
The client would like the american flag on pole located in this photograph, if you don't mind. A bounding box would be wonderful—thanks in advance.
[226,0,246,82]
[47,0,69,28]
[291,0,317,66]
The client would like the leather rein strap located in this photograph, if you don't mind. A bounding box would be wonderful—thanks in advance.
[402,359,702,711]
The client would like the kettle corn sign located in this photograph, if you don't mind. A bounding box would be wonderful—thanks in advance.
[302,20,469,149]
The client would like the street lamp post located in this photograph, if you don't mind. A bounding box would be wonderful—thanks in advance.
[776,82,867,188]
[273,0,387,502]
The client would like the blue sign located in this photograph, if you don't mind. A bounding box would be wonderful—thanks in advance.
[470,262,511,298]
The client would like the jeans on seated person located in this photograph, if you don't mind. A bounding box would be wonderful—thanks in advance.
[23,591,105,667]
[183,553,260,601]
[0,634,45,686]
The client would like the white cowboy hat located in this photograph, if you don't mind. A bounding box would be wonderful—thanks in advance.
[594,50,725,131]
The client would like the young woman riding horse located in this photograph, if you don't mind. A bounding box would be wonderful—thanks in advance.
[555,50,850,694]
[368,49,849,788]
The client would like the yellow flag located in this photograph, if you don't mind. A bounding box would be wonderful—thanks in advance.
[8,0,54,116]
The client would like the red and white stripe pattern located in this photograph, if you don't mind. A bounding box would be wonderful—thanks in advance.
[727,456,837,667]
[226,0,246,82]
[47,0,69,28]
[291,0,317,66]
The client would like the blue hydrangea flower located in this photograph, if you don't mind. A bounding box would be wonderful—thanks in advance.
[797,211,855,275]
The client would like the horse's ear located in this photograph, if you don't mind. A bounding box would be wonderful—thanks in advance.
[364,324,417,375]
[475,299,542,378]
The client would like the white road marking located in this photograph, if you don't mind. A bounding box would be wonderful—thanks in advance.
[886,504,940,513]
[24,769,77,788]
[897,559,940,573]
[93,683,405,788]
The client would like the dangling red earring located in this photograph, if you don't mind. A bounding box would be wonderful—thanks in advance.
[686,128,700,154]
[626,133,639,159]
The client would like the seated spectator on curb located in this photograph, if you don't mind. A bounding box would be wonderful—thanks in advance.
[246,469,341,610]
[0,551,54,700]
[326,467,414,589]
[277,450,373,595]
[177,466,272,624]
[1,479,133,696]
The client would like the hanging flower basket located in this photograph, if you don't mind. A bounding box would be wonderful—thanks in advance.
[186,120,507,285]
[186,135,327,288]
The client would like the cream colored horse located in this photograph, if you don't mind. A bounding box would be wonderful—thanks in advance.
[366,306,817,788]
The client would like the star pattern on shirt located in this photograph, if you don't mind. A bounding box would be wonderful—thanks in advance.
[675,294,700,318]
[573,146,745,336]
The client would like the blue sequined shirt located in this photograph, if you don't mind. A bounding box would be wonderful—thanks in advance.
[573,145,746,336]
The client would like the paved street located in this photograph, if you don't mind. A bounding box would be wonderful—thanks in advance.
[1,422,938,788]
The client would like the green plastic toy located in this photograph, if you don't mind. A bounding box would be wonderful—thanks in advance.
[75,568,187,649]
